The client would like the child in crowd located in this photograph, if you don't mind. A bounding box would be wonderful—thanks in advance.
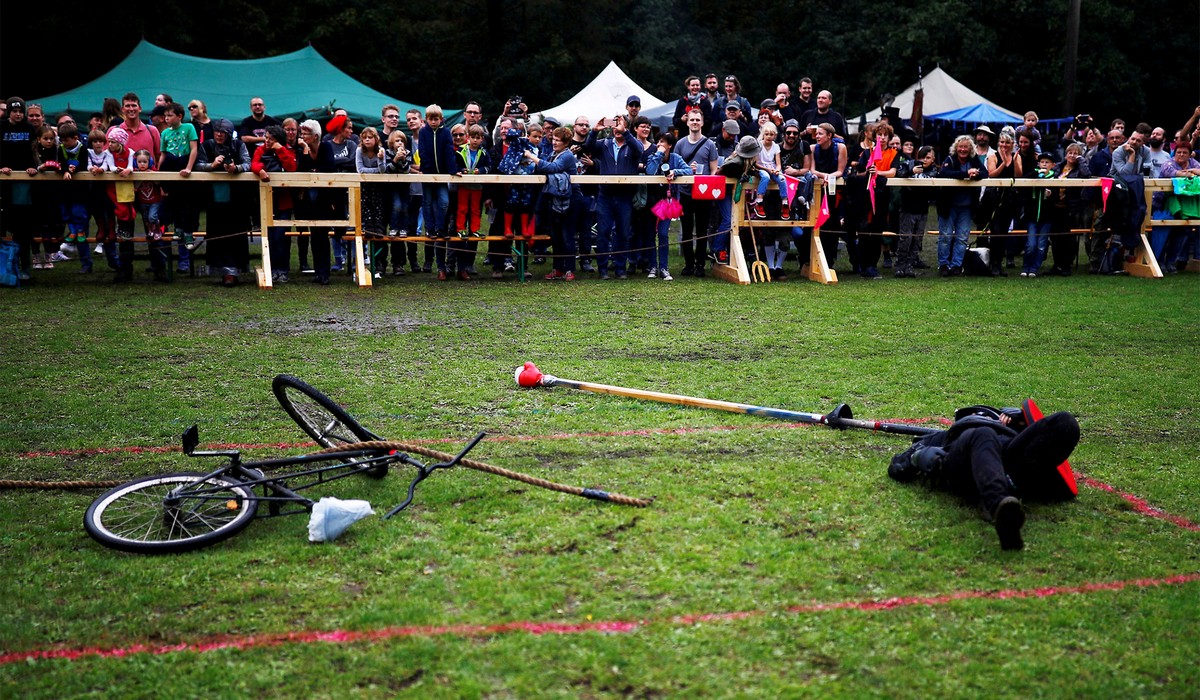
[1021,151,1057,277]
[384,129,411,275]
[386,130,410,235]
[251,125,297,283]
[55,123,94,272]
[893,146,937,278]
[86,129,119,270]
[752,122,786,219]
[158,102,198,268]
[132,149,170,281]
[105,126,138,282]
[455,124,491,238]
[355,126,391,278]
[1023,111,1042,153]
[644,132,693,281]
[417,104,458,279]
[31,126,62,269]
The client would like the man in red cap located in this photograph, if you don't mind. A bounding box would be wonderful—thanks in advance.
[888,401,1080,551]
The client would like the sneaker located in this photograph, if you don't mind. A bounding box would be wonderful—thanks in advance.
[397,229,408,238]
[181,232,195,250]
[939,265,950,277]
[454,270,468,281]
[647,268,657,279]
[457,230,469,239]
[491,271,504,279]
[277,273,289,283]
[544,270,562,280]
[392,265,404,276]
[503,262,516,273]
[471,230,485,239]
[660,270,673,281]
[949,265,963,277]
[50,251,70,262]
[993,496,1025,551]
[331,261,344,272]
[534,256,546,264]
[581,262,596,273]
[752,203,766,219]
[564,271,576,281]
[32,260,45,270]
[1028,272,1037,278]
[599,271,609,280]
[373,272,383,280]
[1019,271,1029,278]
[861,267,882,280]
[773,269,787,281]
[882,256,893,269]
[615,271,627,280]
[694,266,705,278]
[437,270,448,281]
[913,259,929,269]
[387,228,398,237]
[716,250,729,265]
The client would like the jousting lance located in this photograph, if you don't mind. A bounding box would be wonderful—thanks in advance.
[514,362,941,437]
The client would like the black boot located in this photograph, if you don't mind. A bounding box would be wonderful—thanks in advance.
[992,496,1025,551]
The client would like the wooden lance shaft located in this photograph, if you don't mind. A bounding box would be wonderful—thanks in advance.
[514,362,939,437]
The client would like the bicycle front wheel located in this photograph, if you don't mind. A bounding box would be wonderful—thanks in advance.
[273,374,378,448]
[84,472,259,554]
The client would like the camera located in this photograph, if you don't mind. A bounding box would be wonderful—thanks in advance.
[508,96,523,108]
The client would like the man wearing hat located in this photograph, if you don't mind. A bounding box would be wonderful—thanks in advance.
[887,401,1080,551]
[758,98,782,129]
[1,97,38,279]
[974,124,996,162]
[707,118,743,267]
[624,95,642,125]
[713,102,756,138]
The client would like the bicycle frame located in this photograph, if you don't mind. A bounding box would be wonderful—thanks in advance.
[180,424,487,519]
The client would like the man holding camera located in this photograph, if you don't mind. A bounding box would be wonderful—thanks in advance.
[583,114,644,279]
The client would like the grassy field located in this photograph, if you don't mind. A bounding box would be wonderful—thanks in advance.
[1,250,1198,698]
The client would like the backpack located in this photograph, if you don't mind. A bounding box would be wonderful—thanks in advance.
[0,240,20,287]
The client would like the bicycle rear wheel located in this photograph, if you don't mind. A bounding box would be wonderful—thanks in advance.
[84,472,258,554]
[273,375,387,477]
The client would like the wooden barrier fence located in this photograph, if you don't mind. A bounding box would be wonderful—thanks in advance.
[3,171,1196,287]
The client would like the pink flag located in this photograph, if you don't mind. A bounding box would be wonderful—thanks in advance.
[782,174,800,204]
[867,136,885,214]
[815,190,831,229]
[1100,177,1113,211]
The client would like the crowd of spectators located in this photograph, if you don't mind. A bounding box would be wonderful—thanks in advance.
[2,78,1198,286]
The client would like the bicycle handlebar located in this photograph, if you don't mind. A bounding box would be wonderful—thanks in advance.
[383,432,487,519]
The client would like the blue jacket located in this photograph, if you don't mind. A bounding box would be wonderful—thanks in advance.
[584,129,644,198]
[418,123,459,175]
[535,149,580,196]
[937,152,987,212]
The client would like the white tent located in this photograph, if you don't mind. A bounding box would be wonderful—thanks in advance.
[852,66,1022,128]
[541,61,666,123]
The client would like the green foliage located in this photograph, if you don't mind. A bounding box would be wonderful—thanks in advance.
[0,251,1197,695]
[3,0,1197,129]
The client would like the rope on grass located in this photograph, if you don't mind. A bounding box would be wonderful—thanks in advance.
[310,440,655,508]
[0,479,123,490]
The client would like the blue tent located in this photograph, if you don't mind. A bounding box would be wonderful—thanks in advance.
[926,103,1022,125]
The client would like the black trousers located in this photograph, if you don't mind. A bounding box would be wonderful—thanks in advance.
[942,412,1080,511]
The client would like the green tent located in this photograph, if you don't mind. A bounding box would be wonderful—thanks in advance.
[32,40,453,130]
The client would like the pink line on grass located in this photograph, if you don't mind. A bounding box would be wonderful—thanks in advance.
[4,572,1197,665]
[14,421,1199,533]
[15,418,952,460]
[1080,476,1200,531]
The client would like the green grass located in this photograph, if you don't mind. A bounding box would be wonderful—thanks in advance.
[1,253,1198,698]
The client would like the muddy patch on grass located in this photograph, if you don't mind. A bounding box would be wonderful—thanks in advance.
[236,311,430,335]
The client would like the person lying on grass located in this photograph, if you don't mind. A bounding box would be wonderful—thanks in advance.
[888,402,1080,551]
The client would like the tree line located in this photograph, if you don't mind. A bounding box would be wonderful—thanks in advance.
[3,0,1196,133]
